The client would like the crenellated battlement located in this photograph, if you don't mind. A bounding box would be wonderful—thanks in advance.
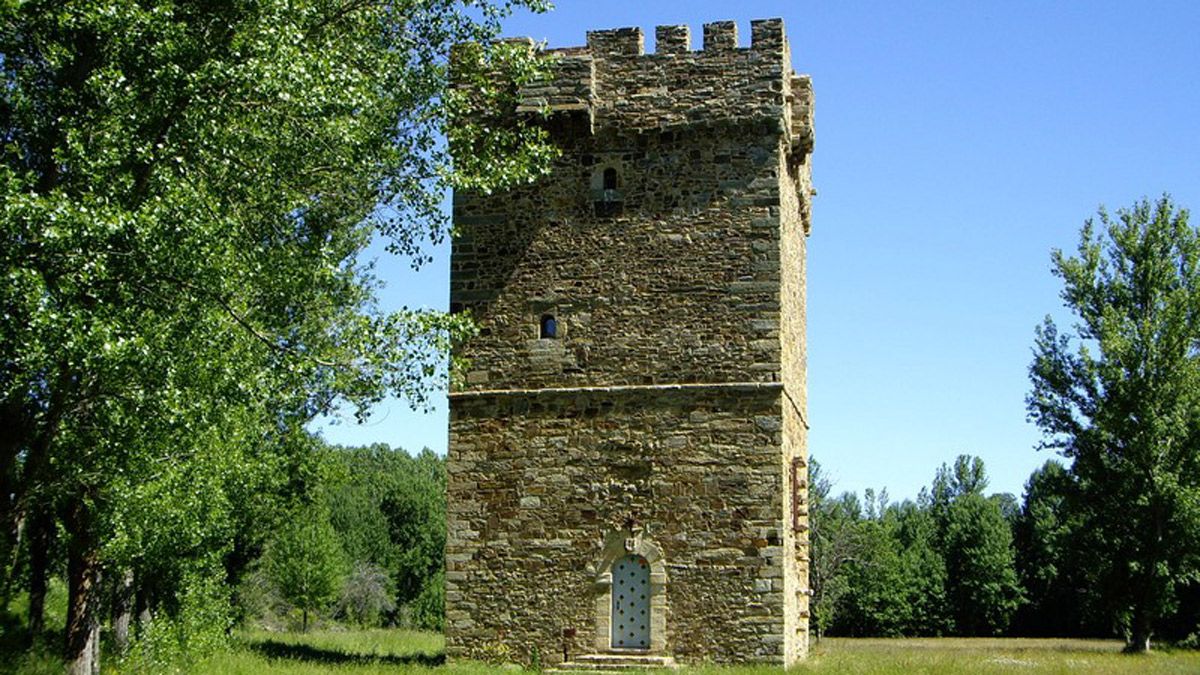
[582,18,785,56]
[463,18,811,142]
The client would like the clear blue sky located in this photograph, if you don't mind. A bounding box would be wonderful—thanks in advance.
[313,1,1200,503]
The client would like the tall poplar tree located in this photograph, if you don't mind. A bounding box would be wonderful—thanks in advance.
[0,1,552,671]
[1028,196,1200,652]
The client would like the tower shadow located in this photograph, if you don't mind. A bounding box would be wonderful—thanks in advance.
[243,637,445,667]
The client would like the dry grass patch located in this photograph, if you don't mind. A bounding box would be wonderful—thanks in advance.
[789,637,1200,674]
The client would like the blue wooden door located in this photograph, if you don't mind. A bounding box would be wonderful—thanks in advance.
[611,554,650,649]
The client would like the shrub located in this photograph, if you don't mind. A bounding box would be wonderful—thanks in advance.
[335,562,396,627]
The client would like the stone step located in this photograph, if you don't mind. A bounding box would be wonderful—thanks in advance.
[554,663,653,671]
[549,653,678,673]
[576,654,676,667]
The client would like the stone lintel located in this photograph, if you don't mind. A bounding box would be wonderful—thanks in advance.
[449,380,783,399]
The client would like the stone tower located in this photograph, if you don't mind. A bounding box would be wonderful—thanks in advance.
[446,19,814,667]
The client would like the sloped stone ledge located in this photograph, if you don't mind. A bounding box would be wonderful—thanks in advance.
[449,380,783,399]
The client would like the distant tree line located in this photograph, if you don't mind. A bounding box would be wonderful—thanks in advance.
[811,450,1200,645]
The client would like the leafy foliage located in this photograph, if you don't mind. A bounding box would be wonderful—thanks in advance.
[1011,460,1088,636]
[121,567,232,672]
[409,569,446,633]
[231,443,447,632]
[835,515,916,637]
[0,0,552,668]
[324,444,446,629]
[942,492,1023,635]
[820,455,1021,638]
[266,503,348,632]
[809,459,859,638]
[892,501,952,636]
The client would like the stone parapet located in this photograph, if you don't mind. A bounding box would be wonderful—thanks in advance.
[457,19,810,141]
[517,53,594,118]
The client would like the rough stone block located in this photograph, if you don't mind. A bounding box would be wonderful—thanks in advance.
[586,27,644,56]
[750,19,785,53]
[703,21,739,51]
[656,25,691,54]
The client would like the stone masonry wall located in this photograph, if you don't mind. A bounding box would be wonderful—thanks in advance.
[451,123,785,391]
[780,134,811,662]
[447,386,786,664]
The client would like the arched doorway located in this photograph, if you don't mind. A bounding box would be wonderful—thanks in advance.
[593,530,667,654]
[610,554,651,649]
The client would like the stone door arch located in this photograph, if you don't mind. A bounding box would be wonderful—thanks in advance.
[593,530,667,653]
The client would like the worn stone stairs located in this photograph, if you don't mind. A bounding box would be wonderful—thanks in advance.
[546,653,678,674]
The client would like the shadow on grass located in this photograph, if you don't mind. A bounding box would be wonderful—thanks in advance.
[244,638,445,667]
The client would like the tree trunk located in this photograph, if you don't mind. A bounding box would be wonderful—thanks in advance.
[87,622,100,675]
[136,584,152,635]
[303,607,309,632]
[27,506,53,641]
[20,384,64,641]
[1125,630,1151,653]
[1,510,23,607]
[112,568,135,654]
[65,510,102,675]
[0,400,25,600]
[1125,604,1152,653]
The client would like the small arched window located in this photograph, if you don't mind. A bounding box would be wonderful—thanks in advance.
[603,167,618,190]
[594,166,623,218]
[540,314,557,339]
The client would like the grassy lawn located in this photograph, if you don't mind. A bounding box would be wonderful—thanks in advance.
[5,624,1198,674]
[187,631,1200,675]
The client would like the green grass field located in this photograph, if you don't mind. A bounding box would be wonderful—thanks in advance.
[5,626,1199,674]
[198,630,450,675]
[186,631,1200,675]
